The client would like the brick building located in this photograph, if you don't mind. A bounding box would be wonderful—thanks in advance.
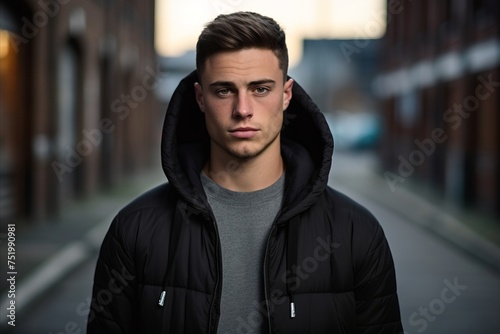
[375,0,500,217]
[0,0,161,224]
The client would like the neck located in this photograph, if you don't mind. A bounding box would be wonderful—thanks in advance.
[204,147,284,192]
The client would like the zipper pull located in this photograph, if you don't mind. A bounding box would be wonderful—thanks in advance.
[158,290,166,307]
[290,294,296,318]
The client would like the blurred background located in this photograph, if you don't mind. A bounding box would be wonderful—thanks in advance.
[0,0,499,333]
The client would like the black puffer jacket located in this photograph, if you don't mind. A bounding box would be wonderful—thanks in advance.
[88,71,403,333]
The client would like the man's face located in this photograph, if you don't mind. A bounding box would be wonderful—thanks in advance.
[194,48,293,162]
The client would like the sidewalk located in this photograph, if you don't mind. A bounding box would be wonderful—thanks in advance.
[330,150,500,274]
[0,166,165,328]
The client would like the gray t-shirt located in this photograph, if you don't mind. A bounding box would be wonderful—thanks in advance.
[201,172,285,334]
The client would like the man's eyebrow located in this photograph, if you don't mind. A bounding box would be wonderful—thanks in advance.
[248,79,276,86]
[208,79,276,87]
[209,81,236,87]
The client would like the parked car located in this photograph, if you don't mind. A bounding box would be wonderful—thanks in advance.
[324,110,382,150]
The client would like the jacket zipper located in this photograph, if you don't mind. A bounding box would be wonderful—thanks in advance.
[263,222,278,333]
[207,213,222,334]
[208,208,282,333]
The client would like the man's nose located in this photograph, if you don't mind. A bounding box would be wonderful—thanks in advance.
[233,93,253,118]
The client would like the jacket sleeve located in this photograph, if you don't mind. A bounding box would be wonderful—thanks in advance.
[87,214,139,333]
[353,217,404,334]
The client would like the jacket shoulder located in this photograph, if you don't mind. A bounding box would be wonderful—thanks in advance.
[107,183,178,243]
[119,182,177,216]
[324,186,378,225]
[100,183,178,268]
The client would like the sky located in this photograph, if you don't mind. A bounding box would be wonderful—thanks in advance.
[155,0,387,67]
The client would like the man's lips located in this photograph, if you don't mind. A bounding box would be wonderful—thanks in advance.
[229,127,259,139]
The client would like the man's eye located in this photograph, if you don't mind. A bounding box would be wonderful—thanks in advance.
[216,88,232,96]
[254,87,269,94]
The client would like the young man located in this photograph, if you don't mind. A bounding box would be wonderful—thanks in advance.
[88,11,403,333]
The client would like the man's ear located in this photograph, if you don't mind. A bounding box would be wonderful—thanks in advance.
[194,82,205,112]
[282,78,294,110]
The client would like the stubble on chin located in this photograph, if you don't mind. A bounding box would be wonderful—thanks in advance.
[225,133,280,161]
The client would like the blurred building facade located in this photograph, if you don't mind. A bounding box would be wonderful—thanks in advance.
[376,0,500,217]
[0,0,161,224]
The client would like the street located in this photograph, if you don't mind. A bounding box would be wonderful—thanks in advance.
[11,152,500,333]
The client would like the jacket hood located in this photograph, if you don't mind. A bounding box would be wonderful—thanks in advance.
[161,70,334,220]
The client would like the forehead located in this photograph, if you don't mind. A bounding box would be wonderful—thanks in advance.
[199,48,282,85]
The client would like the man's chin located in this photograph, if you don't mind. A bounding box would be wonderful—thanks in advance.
[227,148,260,161]
[220,136,280,161]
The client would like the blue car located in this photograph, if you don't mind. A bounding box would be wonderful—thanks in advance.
[324,110,382,150]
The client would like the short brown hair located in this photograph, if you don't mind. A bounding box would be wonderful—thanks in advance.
[196,11,289,81]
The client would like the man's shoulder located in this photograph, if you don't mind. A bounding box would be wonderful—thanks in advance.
[324,186,374,215]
